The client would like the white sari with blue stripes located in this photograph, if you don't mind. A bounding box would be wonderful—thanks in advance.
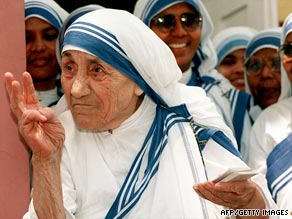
[249,97,292,209]
[24,8,277,219]
[267,134,292,211]
[26,96,275,219]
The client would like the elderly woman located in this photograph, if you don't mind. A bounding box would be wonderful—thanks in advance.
[213,26,257,91]
[244,28,282,121]
[247,13,292,210]
[25,0,68,107]
[5,9,276,219]
[133,0,254,156]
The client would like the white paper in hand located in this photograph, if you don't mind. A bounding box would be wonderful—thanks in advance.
[212,168,256,183]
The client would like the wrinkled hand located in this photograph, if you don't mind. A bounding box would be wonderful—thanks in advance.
[4,72,65,162]
[193,179,267,216]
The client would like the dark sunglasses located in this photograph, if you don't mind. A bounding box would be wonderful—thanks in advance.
[245,55,281,76]
[151,13,202,33]
[279,42,292,57]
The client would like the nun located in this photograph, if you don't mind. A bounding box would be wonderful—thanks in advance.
[24,0,68,107]
[5,8,277,219]
[248,13,292,211]
[133,0,254,156]
[213,26,257,91]
[244,28,282,121]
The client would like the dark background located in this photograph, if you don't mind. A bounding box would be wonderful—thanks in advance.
[55,0,138,13]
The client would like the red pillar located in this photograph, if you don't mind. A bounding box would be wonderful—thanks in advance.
[0,0,30,218]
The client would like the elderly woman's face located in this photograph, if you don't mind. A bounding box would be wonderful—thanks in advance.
[150,3,201,72]
[282,32,292,84]
[246,48,281,109]
[61,50,143,131]
[25,17,60,88]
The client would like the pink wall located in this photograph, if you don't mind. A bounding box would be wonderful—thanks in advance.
[0,0,30,218]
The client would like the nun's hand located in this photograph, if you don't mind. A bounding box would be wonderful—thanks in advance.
[193,179,268,219]
[5,71,40,120]
[4,72,65,163]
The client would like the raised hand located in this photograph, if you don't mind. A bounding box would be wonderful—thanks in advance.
[4,72,65,162]
[5,72,39,119]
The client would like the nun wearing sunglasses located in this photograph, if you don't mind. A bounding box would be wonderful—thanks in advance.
[134,0,255,158]
[247,13,292,211]
[4,8,278,219]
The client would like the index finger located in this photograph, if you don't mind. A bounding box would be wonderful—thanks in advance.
[22,72,40,107]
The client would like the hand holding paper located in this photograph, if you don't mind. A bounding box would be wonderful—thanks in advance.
[193,171,268,219]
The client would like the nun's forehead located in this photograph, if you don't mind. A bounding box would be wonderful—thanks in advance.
[245,29,281,60]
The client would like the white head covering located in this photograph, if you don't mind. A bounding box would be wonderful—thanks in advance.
[279,13,292,100]
[56,4,104,66]
[61,8,235,142]
[213,26,257,67]
[244,27,282,94]
[24,0,69,31]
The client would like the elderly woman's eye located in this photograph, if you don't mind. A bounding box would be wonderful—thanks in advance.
[94,67,103,73]
[90,65,107,80]
[61,62,75,74]
[91,65,106,75]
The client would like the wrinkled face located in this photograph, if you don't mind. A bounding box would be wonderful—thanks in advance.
[282,32,292,84]
[246,48,281,109]
[25,17,60,83]
[217,49,246,91]
[61,50,144,131]
[150,3,201,72]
